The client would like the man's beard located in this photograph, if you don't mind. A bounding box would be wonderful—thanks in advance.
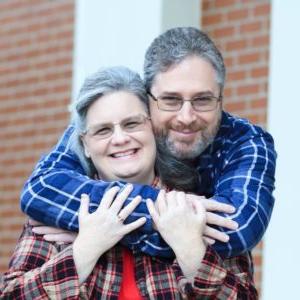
[154,119,221,159]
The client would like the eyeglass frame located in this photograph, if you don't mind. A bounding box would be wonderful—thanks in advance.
[147,91,222,112]
[81,114,151,140]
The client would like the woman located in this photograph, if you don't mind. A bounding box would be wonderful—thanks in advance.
[1,67,257,299]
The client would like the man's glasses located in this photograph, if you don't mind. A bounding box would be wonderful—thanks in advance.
[148,92,221,112]
[82,114,151,140]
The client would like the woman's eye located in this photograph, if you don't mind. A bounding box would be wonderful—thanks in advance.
[95,127,111,135]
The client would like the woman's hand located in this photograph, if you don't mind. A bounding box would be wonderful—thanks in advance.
[73,184,146,285]
[146,190,207,282]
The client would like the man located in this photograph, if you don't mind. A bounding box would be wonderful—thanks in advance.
[21,27,276,258]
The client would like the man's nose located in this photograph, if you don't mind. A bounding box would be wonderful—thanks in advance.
[176,101,197,125]
[110,125,131,144]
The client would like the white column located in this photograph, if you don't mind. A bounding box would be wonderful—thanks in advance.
[72,0,200,99]
[262,1,300,299]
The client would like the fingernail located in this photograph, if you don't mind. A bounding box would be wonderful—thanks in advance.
[233,221,239,229]
[81,194,88,199]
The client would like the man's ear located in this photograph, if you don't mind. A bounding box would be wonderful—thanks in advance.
[81,136,91,158]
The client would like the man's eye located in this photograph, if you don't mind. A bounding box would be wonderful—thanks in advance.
[193,97,213,104]
[161,97,182,105]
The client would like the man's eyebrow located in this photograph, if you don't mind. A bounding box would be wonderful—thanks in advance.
[160,90,216,97]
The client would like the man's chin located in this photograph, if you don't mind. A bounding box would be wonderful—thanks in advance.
[167,140,206,159]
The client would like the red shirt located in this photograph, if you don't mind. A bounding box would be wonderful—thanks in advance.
[118,248,143,300]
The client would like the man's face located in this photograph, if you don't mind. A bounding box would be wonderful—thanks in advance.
[149,55,222,159]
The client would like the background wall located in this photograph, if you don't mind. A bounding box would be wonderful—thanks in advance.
[0,0,74,271]
[0,0,273,296]
[262,1,300,299]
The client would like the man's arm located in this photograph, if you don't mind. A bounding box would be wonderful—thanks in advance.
[20,126,168,256]
[172,246,258,299]
[212,132,276,257]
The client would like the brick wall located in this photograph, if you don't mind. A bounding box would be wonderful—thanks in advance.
[202,0,271,293]
[0,0,74,272]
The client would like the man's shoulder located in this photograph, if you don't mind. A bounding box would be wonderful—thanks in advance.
[220,111,273,143]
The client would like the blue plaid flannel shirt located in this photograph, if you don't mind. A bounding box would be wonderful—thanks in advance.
[21,111,276,258]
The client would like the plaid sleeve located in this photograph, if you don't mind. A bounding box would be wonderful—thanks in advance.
[0,223,82,299]
[19,126,172,258]
[171,246,258,299]
[213,132,276,257]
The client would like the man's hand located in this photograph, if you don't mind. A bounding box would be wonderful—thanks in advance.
[186,194,239,244]
[29,218,77,243]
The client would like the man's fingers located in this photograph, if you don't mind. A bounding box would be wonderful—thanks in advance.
[122,217,146,235]
[28,218,43,226]
[201,199,235,214]
[156,190,167,214]
[204,225,230,243]
[79,194,90,217]
[203,236,215,245]
[206,212,238,230]
[43,232,77,243]
[32,226,69,235]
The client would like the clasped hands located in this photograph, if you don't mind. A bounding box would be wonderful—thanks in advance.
[30,185,238,247]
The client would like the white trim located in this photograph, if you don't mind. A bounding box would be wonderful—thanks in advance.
[262,1,300,299]
[72,0,200,100]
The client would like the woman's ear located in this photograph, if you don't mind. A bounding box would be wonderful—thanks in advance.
[81,135,91,158]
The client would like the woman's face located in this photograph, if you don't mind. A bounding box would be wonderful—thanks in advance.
[81,91,156,185]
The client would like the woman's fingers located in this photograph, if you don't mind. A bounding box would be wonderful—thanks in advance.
[117,195,142,221]
[122,217,147,235]
[98,186,120,209]
[204,225,229,243]
[110,184,133,214]
[206,212,238,230]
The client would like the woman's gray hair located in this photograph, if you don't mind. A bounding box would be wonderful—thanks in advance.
[144,27,226,95]
[70,66,149,177]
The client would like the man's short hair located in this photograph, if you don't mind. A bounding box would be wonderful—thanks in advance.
[143,27,226,95]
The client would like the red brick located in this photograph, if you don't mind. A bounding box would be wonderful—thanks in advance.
[227,9,249,21]
[0,0,74,273]
[254,3,270,16]
[214,0,236,8]
[251,35,270,47]
[202,13,223,26]
[251,67,268,78]
[227,70,246,81]
[212,26,235,38]
[250,98,267,109]
[237,84,260,96]
[240,21,263,34]
[238,52,261,64]
[225,39,248,51]
[225,101,247,112]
